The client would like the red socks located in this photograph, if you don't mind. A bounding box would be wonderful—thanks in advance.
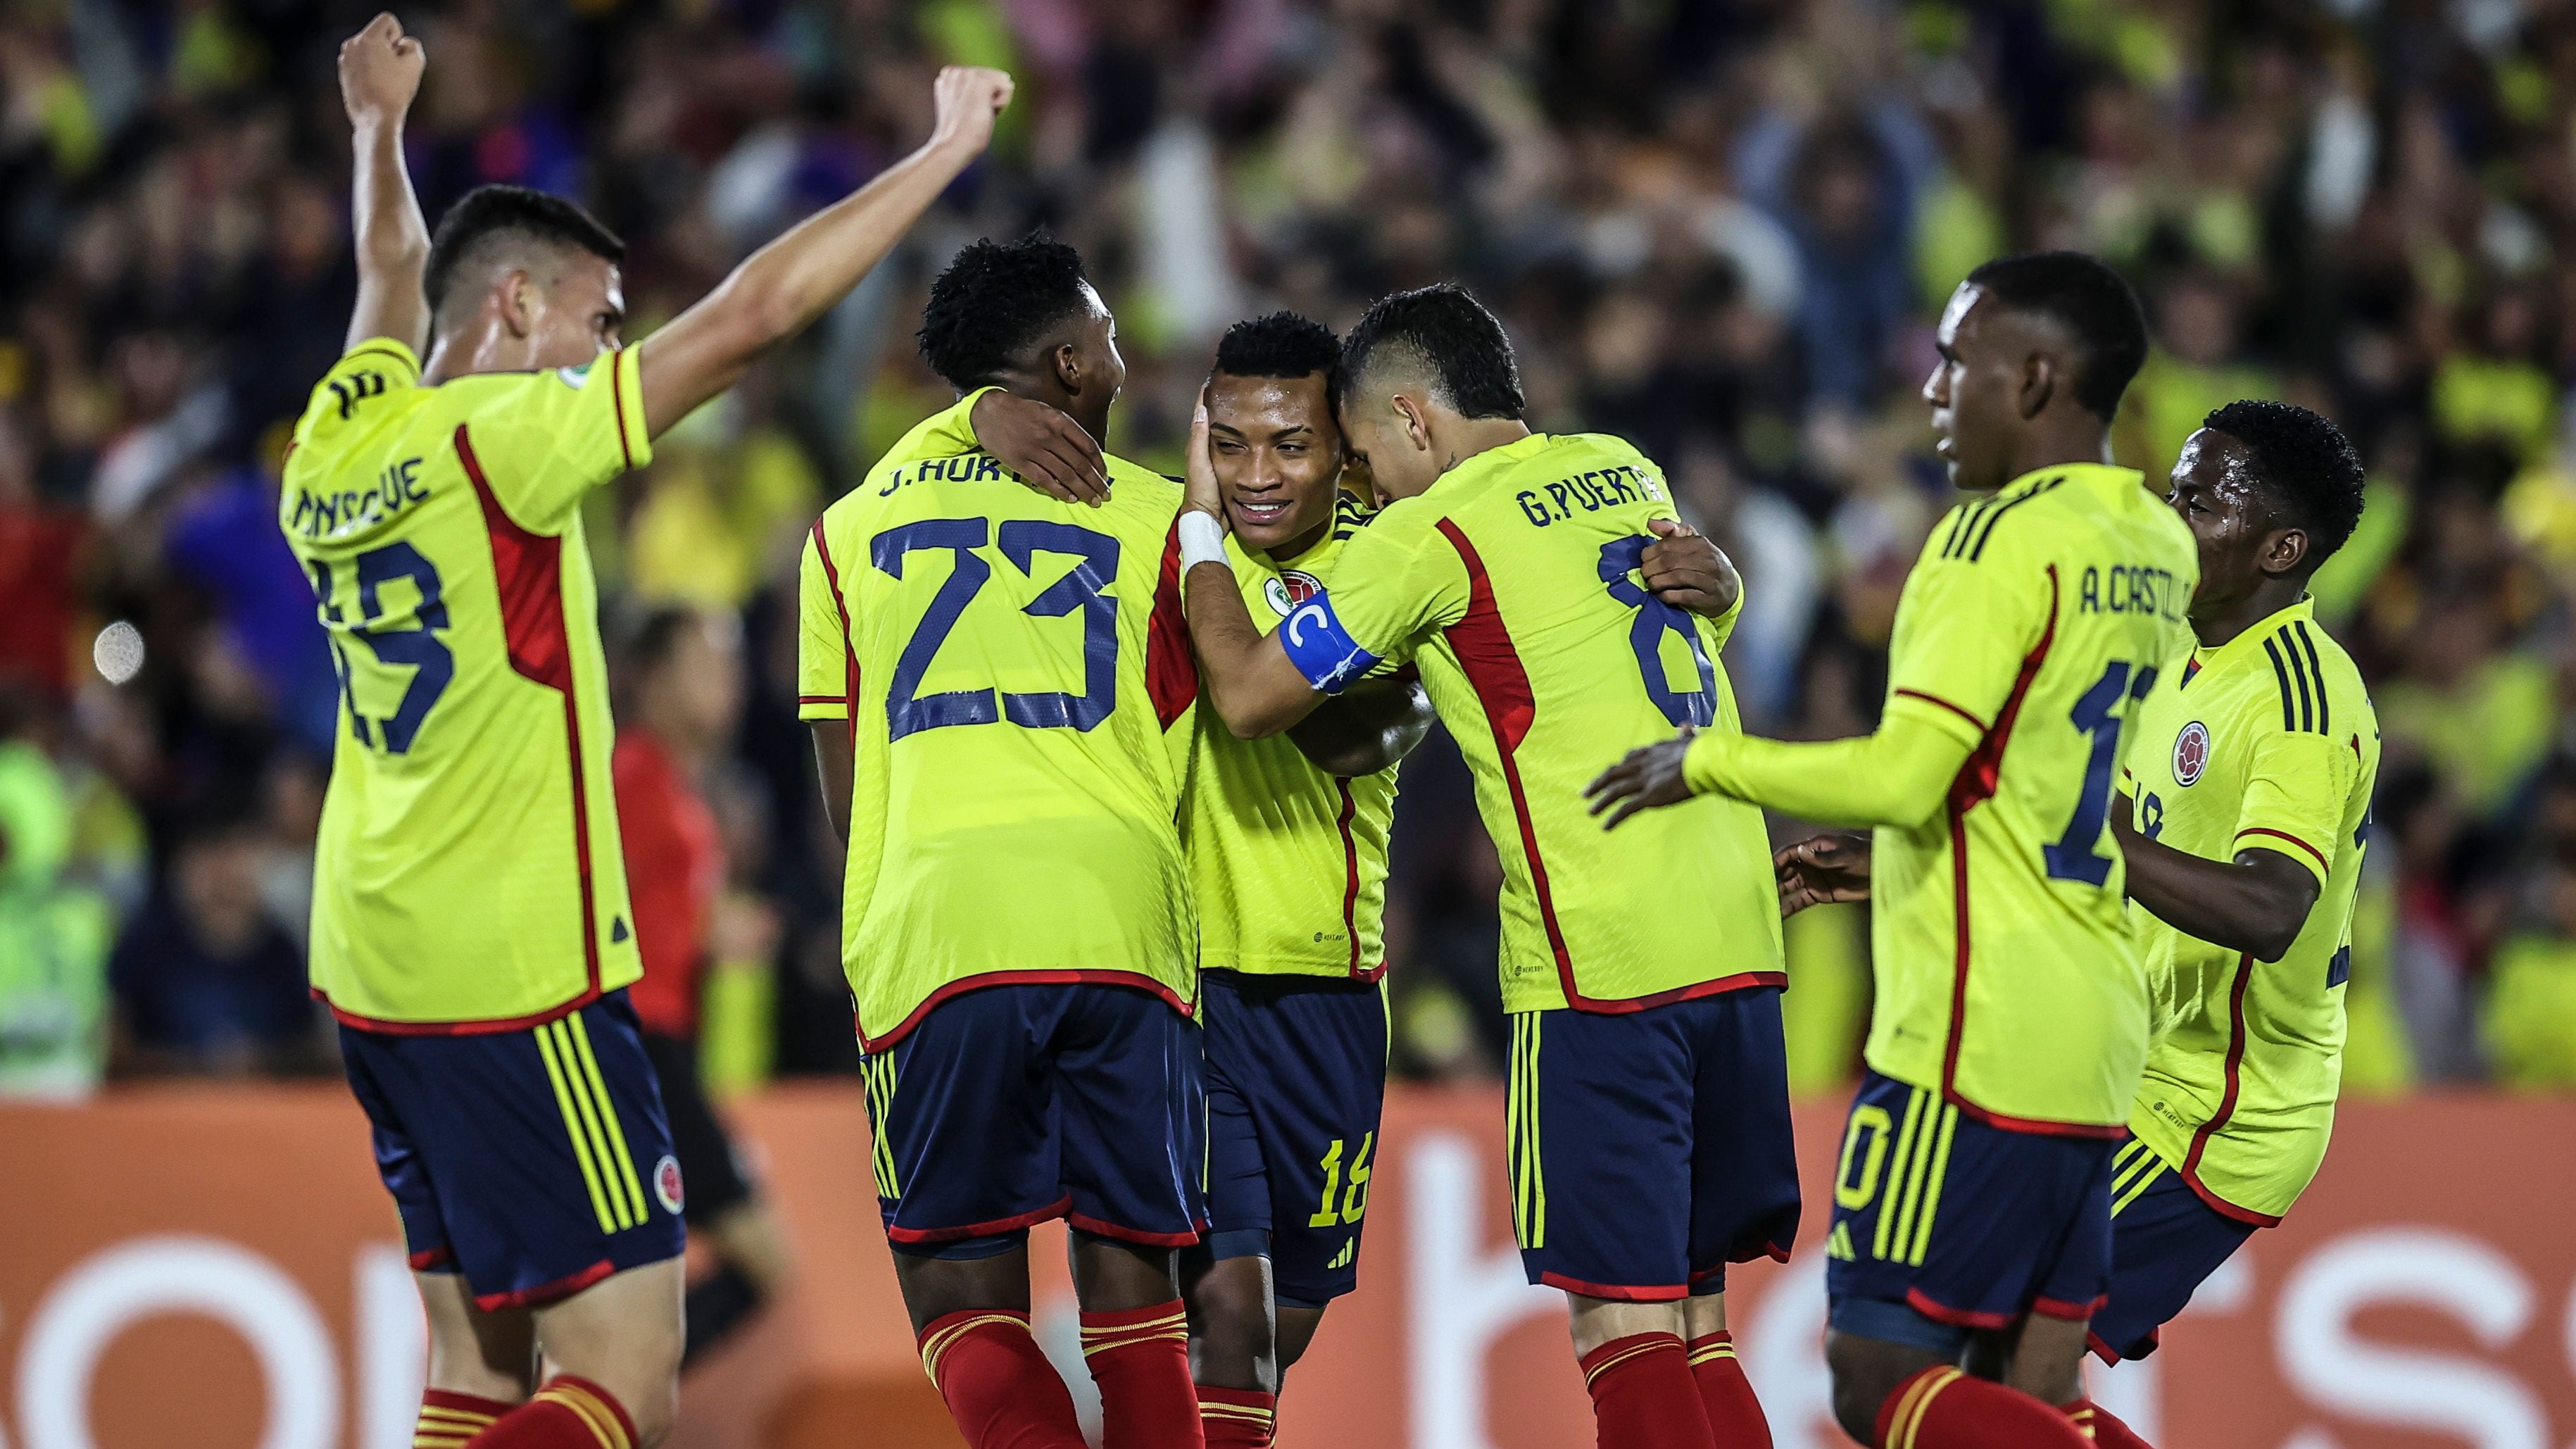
[1195,1386,1276,1448]
[1686,1331,1772,1448]
[461,1378,636,1448]
[1874,1367,2094,1449]
[1081,1300,1205,1449]
[1581,1333,1717,1449]
[2063,1398,2155,1448]
[919,1310,1088,1449]
[415,1389,510,1446]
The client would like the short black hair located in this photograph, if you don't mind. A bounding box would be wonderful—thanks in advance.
[424,184,625,325]
[2203,399,2368,565]
[1339,283,1523,421]
[918,234,1093,391]
[1964,251,2148,419]
[1214,311,1341,410]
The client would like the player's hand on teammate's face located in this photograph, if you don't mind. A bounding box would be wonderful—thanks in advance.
[927,66,1014,157]
[974,390,1108,506]
[1184,388,1228,525]
[1584,732,1696,830]
[1773,832,1873,916]
[1640,518,1742,620]
[339,13,425,125]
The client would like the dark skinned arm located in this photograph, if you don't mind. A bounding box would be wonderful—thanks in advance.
[810,720,853,846]
[1286,675,1435,777]
[2110,794,2320,962]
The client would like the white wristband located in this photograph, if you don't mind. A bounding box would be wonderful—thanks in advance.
[1178,510,1230,570]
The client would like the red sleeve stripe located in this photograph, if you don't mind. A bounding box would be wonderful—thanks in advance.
[2237,827,2329,875]
[810,519,858,722]
[1146,520,1200,727]
[1892,687,1987,734]
[609,346,636,472]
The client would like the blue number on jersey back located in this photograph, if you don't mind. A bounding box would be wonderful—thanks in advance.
[2042,660,2157,885]
[1597,535,1717,728]
[872,517,1122,740]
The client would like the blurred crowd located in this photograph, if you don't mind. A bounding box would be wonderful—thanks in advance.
[13,0,2576,1099]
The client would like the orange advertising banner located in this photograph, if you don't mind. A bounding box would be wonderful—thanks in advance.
[0,1084,2569,1448]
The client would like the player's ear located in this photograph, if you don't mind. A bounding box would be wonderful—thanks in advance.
[1050,341,1084,397]
[498,270,539,340]
[1393,393,1433,453]
[2018,350,2056,421]
[2263,525,2308,577]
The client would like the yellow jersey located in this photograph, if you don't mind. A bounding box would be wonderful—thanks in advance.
[280,339,652,1031]
[1868,464,2199,1133]
[1185,492,1397,979]
[2121,596,2377,1223]
[1276,431,1784,1015]
[798,392,1198,1048]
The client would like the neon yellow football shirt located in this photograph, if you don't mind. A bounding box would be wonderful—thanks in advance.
[799,392,1198,1048]
[1276,431,1785,1014]
[281,339,651,1029]
[2120,596,2378,1223]
[1864,464,2200,1134]
[1186,491,1398,979]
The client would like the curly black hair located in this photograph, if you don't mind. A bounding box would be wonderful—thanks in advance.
[425,185,625,325]
[1964,251,2148,419]
[1339,283,1523,420]
[1214,311,1341,401]
[2203,399,2368,564]
[917,234,1093,391]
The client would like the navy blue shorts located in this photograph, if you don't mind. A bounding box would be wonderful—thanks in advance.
[339,991,686,1311]
[1824,1072,2115,1354]
[1194,970,1388,1309]
[1505,989,1799,1300]
[2088,1138,2258,1362]
[863,983,1205,1256]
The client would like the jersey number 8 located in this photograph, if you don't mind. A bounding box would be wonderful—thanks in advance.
[872,518,1121,741]
[1597,536,1717,729]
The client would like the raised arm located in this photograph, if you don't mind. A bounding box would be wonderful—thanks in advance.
[638,66,1014,439]
[338,14,430,354]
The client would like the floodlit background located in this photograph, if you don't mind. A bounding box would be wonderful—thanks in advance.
[4,0,2576,1445]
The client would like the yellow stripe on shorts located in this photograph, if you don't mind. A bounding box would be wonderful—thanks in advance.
[1904,1103,1958,1267]
[565,1013,648,1227]
[534,1019,624,1234]
[1872,1087,1926,1261]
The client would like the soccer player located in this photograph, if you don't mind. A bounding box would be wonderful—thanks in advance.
[1588,251,2198,1449]
[289,18,1010,1447]
[797,234,1207,1449]
[1175,283,1797,1449]
[1179,311,1435,1446]
[610,605,789,1369]
[2078,402,2378,1445]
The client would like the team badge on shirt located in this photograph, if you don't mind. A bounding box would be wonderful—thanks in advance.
[1264,570,1325,618]
[2173,721,2211,786]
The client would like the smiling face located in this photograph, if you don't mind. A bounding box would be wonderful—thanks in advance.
[1207,370,1343,554]
[2166,427,2304,625]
